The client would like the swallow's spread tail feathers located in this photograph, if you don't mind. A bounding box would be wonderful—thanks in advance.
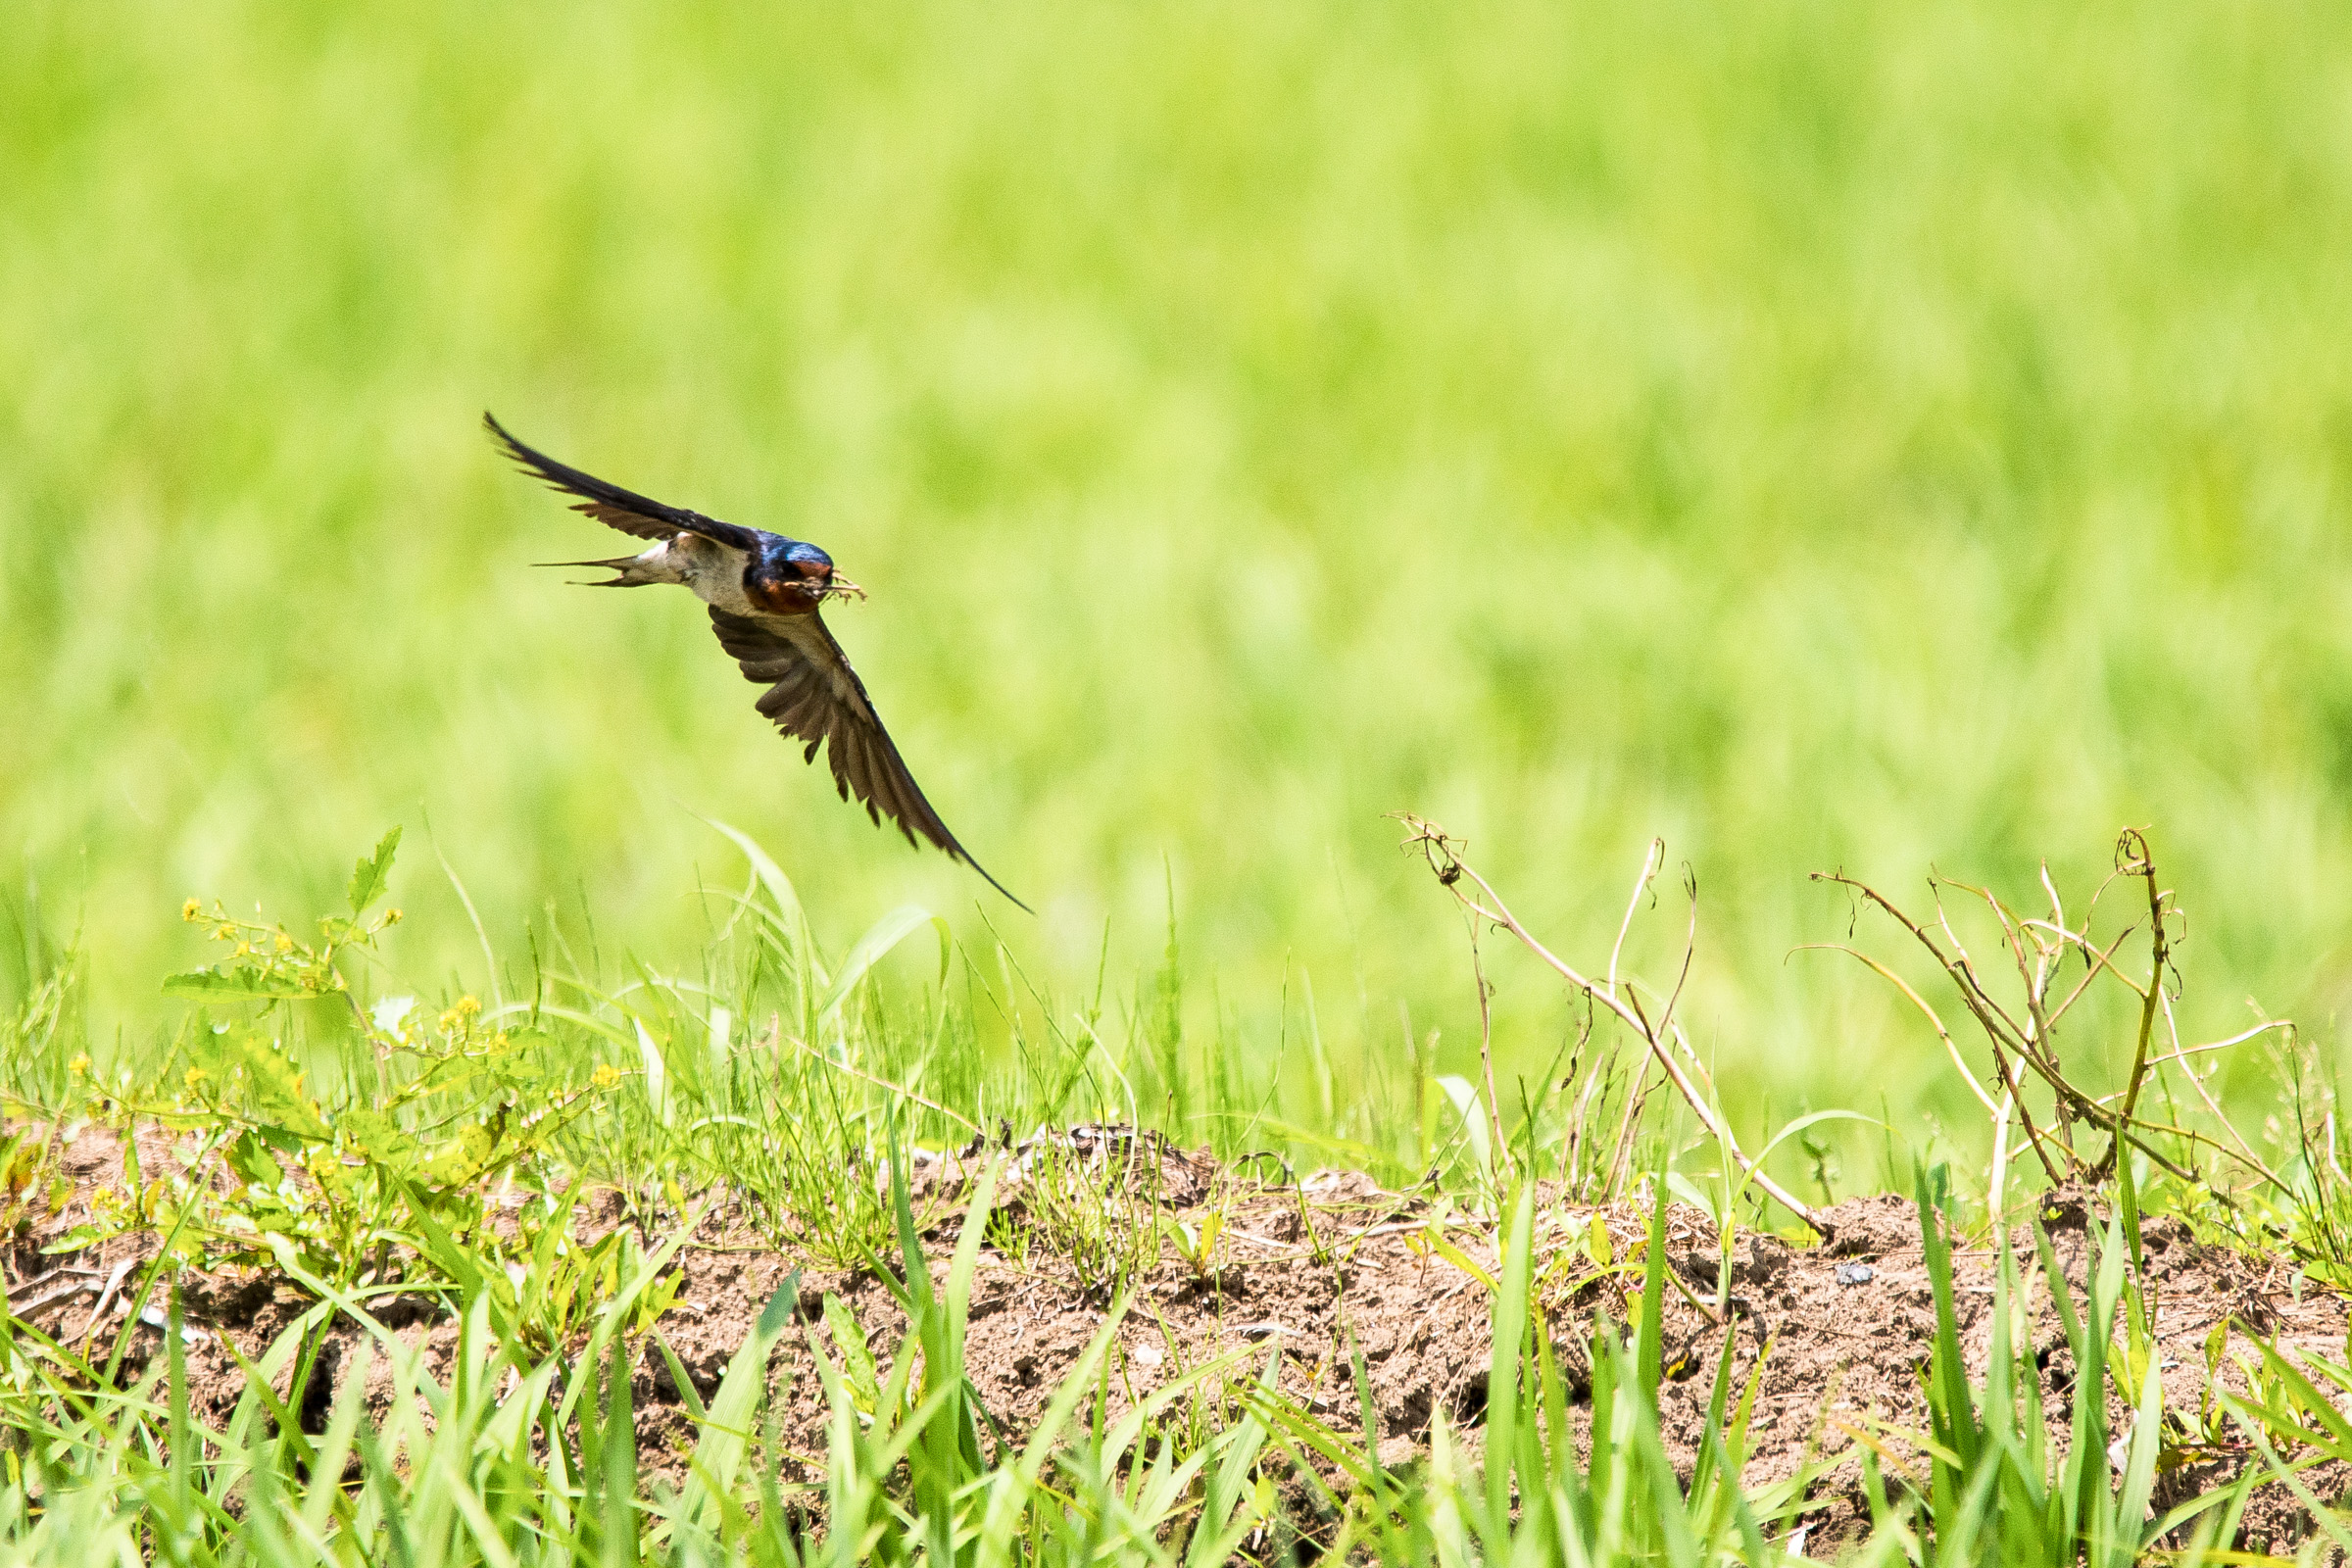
[530,554,670,586]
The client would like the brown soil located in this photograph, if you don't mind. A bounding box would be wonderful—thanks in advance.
[9,1119,2348,1555]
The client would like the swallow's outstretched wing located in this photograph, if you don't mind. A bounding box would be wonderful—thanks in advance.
[484,413,761,552]
[708,606,1031,911]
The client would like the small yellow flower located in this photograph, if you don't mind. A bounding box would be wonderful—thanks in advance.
[592,1064,621,1090]
[216,924,237,941]
[183,1065,208,1090]
[385,907,404,925]
[456,995,481,1017]
[68,1054,90,1076]
[274,932,294,954]
[181,899,202,922]
[235,941,252,956]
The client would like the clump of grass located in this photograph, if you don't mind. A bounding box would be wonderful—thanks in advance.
[1274,1177,1810,1564]
[1840,1163,2256,1565]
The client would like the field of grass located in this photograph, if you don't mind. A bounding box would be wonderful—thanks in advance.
[7,0,2352,1175]
[6,2,2352,1556]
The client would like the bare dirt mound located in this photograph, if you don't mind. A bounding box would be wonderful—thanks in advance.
[10,1120,2345,1553]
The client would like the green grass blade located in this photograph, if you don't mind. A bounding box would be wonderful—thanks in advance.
[1485,1183,1536,1537]
[2105,1348,2166,1568]
[679,1271,802,1530]
[1914,1159,1982,1478]
[1638,1173,1668,1405]
[602,1343,640,1568]
[975,1296,1133,1568]
[818,905,949,1024]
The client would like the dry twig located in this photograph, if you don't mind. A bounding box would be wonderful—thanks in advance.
[1394,815,1831,1237]
[1809,830,2281,1193]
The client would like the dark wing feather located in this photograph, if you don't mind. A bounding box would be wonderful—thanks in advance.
[483,412,761,551]
[708,606,1030,910]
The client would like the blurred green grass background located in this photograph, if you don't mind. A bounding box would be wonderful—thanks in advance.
[5,0,2351,1167]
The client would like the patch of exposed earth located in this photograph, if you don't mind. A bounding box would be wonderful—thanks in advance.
[9,1119,2347,1555]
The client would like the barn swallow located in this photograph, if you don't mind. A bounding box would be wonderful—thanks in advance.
[484,413,1027,910]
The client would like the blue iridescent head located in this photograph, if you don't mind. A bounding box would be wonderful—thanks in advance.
[783,541,834,583]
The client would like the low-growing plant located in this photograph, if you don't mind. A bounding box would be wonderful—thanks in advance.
[999,1131,1165,1302]
[0,1126,71,1247]
[49,832,599,1298]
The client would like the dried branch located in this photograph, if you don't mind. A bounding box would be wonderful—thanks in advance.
[1811,869,2077,1181]
[1466,918,1511,1183]
[1396,815,1830,1237]
[2116,827,2171,1125]
[1609,838,1665,999]
[1811,831,2284,1197]
[1793,944,2001,1117]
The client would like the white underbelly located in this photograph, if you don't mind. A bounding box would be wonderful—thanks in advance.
[675,539,756,614]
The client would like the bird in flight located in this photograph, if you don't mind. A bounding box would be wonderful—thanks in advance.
[485,413,1027,910]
